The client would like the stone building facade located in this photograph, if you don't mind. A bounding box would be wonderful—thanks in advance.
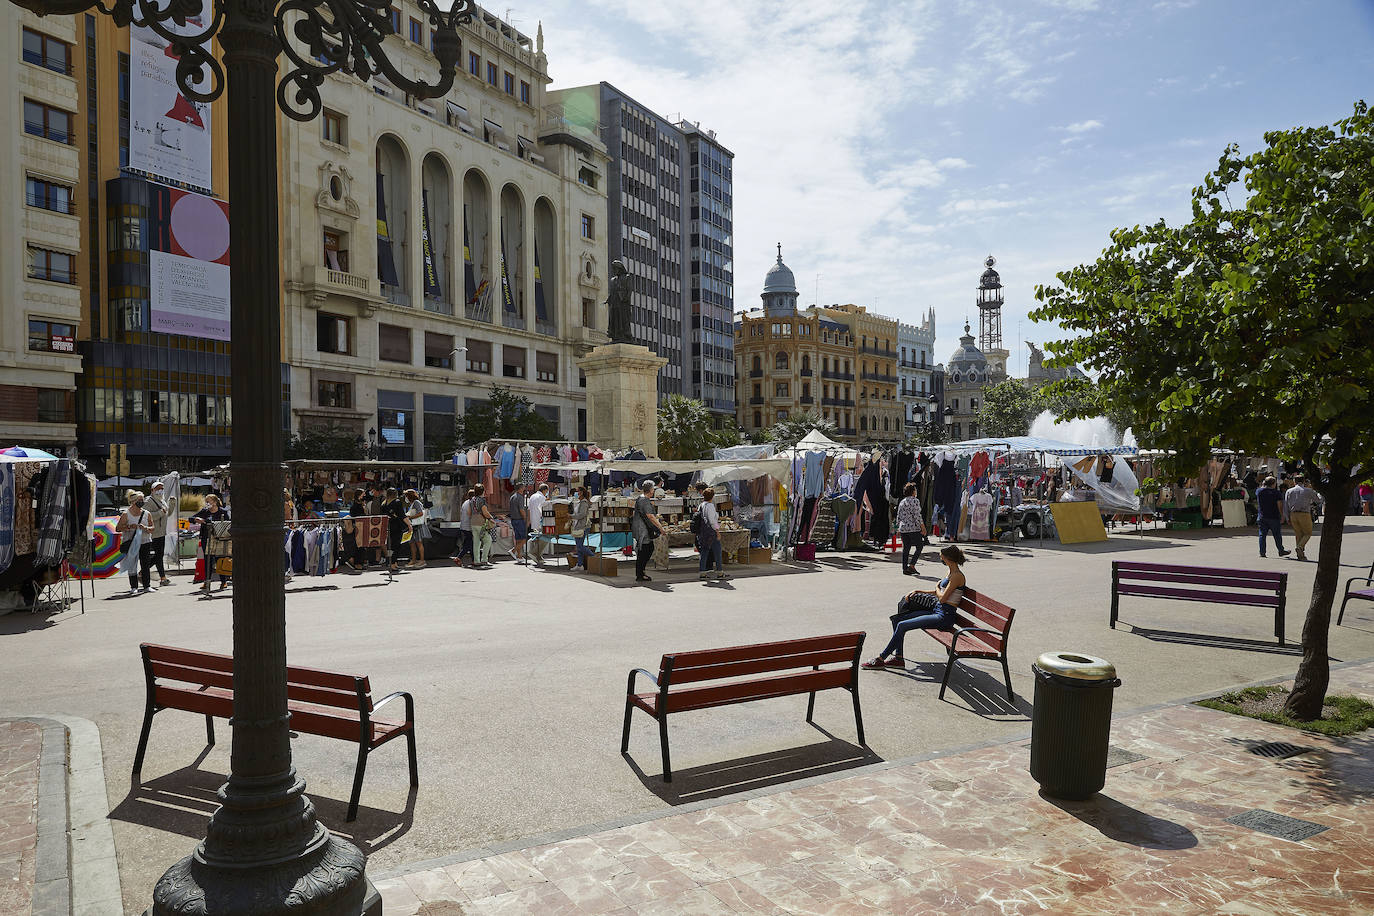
[898,309,937,433]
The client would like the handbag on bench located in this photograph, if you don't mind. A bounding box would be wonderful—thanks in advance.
[891,591,939,626]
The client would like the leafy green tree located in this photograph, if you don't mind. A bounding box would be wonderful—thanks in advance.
[657,395,741,459]
[451,385,561,449]
[1033,102,1374,720]
[765,412,839,450]
[285,424,364,460]
[905,419,948,446]
[978,379,1040,437]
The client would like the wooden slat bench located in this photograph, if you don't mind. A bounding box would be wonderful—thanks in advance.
[133,643,417,821]
[922,590,1017,700]
[1337,559,1374,625]
[621,632,866,782]
[1110,561,1288,643]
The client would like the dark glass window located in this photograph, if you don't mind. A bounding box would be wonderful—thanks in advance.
[519,80,530,103]
[22,29,71,74]
[26,176,74,213]
[23,99,72,144]
[29,247,75,283]
[468,51,480,75]
[378,323,411,362]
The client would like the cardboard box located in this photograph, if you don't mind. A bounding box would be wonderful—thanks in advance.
[749,547,772,564]
[587,553,618,577]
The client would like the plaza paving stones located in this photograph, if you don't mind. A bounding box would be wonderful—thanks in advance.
[378,684,1374,914]
[0,720,42,916]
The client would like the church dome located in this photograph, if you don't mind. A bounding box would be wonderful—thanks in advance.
[979,254,1002,290]
[763,244,797,294]
[947,322,988,371]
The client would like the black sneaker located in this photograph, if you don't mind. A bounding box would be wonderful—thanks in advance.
[636,575,652,582]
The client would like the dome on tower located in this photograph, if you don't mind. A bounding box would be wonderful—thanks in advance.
[763,244,797,294]
[979,254,1002,290]
[947,322,988,370]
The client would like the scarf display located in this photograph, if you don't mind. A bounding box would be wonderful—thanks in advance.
[0,464,14,575]
[34,459,71,567]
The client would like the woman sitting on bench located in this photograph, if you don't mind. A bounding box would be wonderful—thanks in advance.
[863,545,967,669]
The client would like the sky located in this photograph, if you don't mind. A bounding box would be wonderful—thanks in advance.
[520,0,1374,376]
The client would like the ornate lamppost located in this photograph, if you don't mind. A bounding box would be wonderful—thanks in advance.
[9,0,476,910]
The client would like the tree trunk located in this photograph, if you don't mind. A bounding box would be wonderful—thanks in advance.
[1284,472,1355,720]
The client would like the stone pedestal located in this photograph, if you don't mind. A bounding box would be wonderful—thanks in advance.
[578,343,667,458]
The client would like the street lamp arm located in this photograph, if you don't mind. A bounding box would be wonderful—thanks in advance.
[276,0,472,121]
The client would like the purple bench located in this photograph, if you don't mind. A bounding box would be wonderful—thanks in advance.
[1110,561,1288,643]
[1337,560,1374,626]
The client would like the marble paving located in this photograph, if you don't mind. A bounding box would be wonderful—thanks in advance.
[0,720,42,916]
[378,670,1374,915]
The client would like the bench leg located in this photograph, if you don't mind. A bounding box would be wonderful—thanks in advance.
[938,650,958,700]
[851,688,866,747]
[348,743,368,822]
[1001,654,1014,701]
[805,691,816,723]
[406,728,419,789]
[205,715,215,747]
[1338,592,1352,626]
[132,703,156,777]
[620,699,634,754]
[659,716,672,783]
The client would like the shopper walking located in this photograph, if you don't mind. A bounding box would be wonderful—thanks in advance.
[342,488,365,570]
[527,483,549,567]
[457,488,475,567]
[1360,480,1374,516]
[896,482,926,575]
[1256,476,1290,558]
[470,483,495,568]
[508,484,530,564]
[863,545,968,669]
[191,493,230,596]
[630,478,663,583]
[404,488,427,568]
[1283,476,1322,561]
[144,480,173,586]
[383,488,407,573]
[117,493,156,595]
[696,487,725,581]
[569,486,592,571]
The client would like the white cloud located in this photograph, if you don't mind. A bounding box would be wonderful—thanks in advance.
[1063,119,1104,134]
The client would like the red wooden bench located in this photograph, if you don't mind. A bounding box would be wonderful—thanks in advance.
[133,643,417,821]
[1337,559,1374,625]
[621,632,866,781]
[922,590,1017,700]
[1110,561,1288,643]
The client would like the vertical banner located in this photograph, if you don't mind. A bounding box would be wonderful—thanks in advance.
[533,237,548,321]
[499,217,515,314]
[129,24,213,191]
[421,191,441,300]
[376,172,400,288]
[463,204,477,306]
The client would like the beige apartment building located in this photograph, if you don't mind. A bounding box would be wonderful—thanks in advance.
[281,9,610,456]
[1,6,83,453]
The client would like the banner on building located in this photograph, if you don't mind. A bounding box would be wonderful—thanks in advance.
[148,184,230,340]
[129,24,213,191]
[463,205,477,303]
[376,172,400,288]
[421,190,441,300]
[533,237,548,321]
[499,217,515,314]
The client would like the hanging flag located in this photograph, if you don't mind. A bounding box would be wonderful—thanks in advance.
[376,172,400,288]
[421,190,441,300]
[463,204,477,306]
[499,216,515,314]
[533,237,548,321]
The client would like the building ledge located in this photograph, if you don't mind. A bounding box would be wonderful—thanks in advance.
[290,267,386,314]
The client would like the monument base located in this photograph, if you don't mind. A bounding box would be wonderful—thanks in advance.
[578,343,668,457]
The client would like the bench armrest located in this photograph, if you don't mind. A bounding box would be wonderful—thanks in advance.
[372,690,415,724]
[625,668,659,695]
[950,626,1003,649]
[1345,576,1374,592]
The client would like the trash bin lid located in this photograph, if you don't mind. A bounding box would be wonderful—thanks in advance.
[1034,652,1116,681]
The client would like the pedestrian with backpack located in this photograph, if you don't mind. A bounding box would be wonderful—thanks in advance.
[696,486,726,581]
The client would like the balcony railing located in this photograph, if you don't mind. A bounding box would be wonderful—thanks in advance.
[861,346,896,358]
[749,369,762,378]
[799,396,814,405]
[862,372,898,384]
[837,427,857,437]
[822,397,855,408]
[749,396,763,405]
[799,368,813,377]
[821,370,854,381]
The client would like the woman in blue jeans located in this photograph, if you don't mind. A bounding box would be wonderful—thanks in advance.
[863,545,967,669]
[569,487,594,571]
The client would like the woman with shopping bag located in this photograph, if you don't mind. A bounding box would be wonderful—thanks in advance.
[116,494,155,595]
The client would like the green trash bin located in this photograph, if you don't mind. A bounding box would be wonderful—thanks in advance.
[1029,652,1121,800]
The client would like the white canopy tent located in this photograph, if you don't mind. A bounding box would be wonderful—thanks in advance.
[529,457,792,488]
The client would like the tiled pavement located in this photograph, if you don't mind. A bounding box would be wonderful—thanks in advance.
[376,663,1374,915]
[0,720,42,916]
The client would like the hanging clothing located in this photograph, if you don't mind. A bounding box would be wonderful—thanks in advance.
[497,444,516,480]
[355,516,387,548]
[803,451,826,499]
[12,463,40,557]
[856,461,890,546]
[969,490,995,540]
[829,496,855,550]
[34,459,72,567]
[0,464,14,576]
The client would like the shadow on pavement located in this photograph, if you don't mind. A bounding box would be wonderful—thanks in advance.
[1127,626,1301,656]
[110,759,416,853]
[1042,792,1199,850]
[623,732,880,805]
[0,606,66,634]
[893,662,1032,720]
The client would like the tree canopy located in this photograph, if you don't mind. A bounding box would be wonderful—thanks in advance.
[1033,101,1374,718]
[452,385,561,449]
[285,424,363,460]
[656,395,741,460]
[764,412,838,450]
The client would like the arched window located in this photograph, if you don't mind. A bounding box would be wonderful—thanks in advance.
[860,416,868,431]
[883,417,890,432]
[801,354,810,371]
[822,356,829,372]
[752,355,761,372]
[753,411,762,428]
[775,351,789,370]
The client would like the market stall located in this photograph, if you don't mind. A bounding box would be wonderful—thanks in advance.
[1,448,98,614]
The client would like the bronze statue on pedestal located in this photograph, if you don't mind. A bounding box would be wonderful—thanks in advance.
[606,259,633,344]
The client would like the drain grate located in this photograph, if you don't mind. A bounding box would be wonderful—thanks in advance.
[1249,741,1313,759]
[1106,746,1148,768]
[1225,809,1329,842]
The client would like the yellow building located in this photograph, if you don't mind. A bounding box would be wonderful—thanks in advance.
[818,303,904,439]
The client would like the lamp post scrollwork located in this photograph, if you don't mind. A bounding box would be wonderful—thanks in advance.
[9,0,475,911]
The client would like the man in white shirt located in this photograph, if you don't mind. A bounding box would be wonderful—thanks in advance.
[1283,475,1322,561]
[526,483,549,567]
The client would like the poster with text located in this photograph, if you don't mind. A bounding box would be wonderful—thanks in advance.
[149,187,231,340]
[130,24,213,191]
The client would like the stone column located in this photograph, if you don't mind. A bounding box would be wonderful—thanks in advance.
[578,344,667,457]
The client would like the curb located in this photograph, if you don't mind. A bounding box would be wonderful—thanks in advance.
[17,714,121,916]
[372,651,1374,883]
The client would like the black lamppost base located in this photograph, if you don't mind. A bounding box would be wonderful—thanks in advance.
[146,835,381,915]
